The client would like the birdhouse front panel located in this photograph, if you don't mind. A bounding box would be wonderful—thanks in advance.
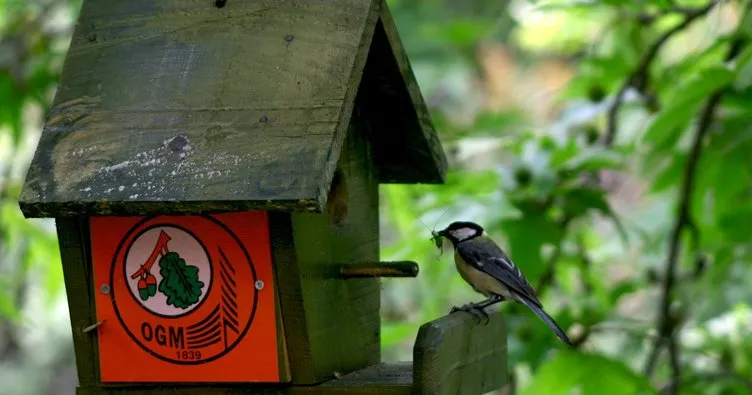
[90,210,284,383]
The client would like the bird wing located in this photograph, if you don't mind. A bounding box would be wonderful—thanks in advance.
[457,235,543,307]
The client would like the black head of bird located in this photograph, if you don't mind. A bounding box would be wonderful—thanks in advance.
[436,221,484,246]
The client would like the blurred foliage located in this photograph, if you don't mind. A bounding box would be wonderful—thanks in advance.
[381,0,752,394]
[1,0,752,394]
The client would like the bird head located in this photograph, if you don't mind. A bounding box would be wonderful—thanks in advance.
[437,221,484,246]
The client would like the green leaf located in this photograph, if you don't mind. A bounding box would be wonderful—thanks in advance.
[719,205,752,243]
[562,186,629,245]
[560,149,625,172]
[158,252,205,309]
[734,45,752,89]
[381,322,417,348]
[643,67,736,150]
[550,138,580,167]
[501,211,561,282]
[521,350,658,395]
[739,6,752,39]
[0,75,23,146]
[651,151,685,192]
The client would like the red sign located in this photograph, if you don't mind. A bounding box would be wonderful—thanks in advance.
[91,211,283,382]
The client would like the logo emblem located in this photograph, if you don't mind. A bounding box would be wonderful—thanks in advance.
[110,216,257,365]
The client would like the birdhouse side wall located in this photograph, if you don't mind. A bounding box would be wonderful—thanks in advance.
[56,218,101,385]
[269,108,380,384]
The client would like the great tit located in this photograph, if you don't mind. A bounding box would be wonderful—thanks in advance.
[435,221,572,346]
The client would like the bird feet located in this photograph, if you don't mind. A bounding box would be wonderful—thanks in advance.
[450,303,490,325]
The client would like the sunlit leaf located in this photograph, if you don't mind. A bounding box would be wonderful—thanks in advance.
[643,67,735,150]
[560,149,625,172]
[739,6,752,39]
[521,350,658,395]
[381,322,417,348]
[734,45,752,89]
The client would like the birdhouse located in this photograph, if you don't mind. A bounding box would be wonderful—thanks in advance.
[19,0,508,393]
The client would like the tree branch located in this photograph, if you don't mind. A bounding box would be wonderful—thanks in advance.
[643,31,750,379]
[604,0,719,147]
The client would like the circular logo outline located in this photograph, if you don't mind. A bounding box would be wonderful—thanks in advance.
[109,215,260,365]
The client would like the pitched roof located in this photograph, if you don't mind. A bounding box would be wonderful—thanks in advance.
[19,0,446,218]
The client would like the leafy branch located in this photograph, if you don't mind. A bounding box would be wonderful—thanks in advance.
[642,25,751,392]
[604,0,719,146]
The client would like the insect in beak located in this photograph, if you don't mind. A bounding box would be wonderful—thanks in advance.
[431,230,444,253]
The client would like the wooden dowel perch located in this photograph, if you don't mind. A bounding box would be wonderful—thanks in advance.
[340,261,419,278]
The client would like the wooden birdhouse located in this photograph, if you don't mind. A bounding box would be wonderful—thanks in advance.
[19,0,508,393]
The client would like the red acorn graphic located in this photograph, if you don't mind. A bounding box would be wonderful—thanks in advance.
[133,231,170,301]
[137,273,158,301]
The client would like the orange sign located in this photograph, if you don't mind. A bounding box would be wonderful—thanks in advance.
[91,211,282,382]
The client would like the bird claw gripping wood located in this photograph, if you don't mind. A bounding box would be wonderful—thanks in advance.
[450,303,490,326]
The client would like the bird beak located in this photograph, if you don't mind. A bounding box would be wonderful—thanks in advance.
[436,229,447,237]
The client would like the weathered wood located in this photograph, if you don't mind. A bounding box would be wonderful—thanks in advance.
[413,309,508,395]
[359,3,448,185]
[56,218,100,385]
[19,0,447,219]
[76,363,412,395]
[268,212,315,384]
[269,110,381,384]
[273,243,292,383]
[339,261,419,278]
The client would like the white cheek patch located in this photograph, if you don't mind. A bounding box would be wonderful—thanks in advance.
[450,228,476,241]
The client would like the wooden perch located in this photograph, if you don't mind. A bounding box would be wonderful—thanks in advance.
[339,261,419,278]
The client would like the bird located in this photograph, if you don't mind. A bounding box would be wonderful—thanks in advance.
[434,220,573,346]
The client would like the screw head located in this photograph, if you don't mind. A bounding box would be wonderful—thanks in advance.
[101,284,111,294]
[255,280,264,290]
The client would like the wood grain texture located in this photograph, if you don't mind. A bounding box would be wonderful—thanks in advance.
[269,109,381,384]
[76,363,411,395]
[413,311,508,395]
[56,218,101,385]
[20,0,447,219]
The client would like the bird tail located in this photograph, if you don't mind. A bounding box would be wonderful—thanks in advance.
[517,296,573,346]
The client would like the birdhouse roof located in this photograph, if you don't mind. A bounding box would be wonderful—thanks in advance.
[19,0,447,218]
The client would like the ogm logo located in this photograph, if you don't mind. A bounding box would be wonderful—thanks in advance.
[92,212,282,382]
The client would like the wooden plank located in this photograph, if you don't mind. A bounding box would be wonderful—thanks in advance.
[268,212,313,384]
[56,218,100,385]
[274,252,292,383]
[19,0,377,218]
[357,1,448,185]
[77,362,412,395]
[413,309,509,395]
[269,108,382,384]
